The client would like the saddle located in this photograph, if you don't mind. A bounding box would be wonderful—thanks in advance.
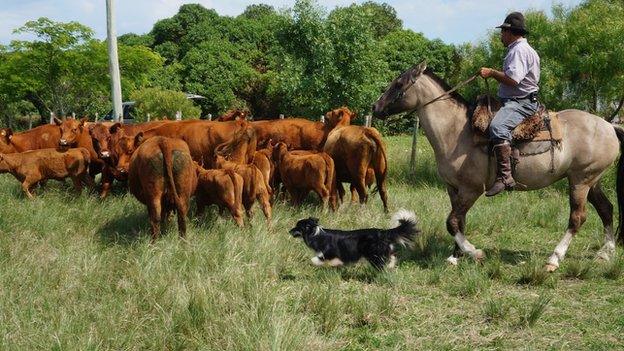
[471,95,562,144]
[471,95,563,175]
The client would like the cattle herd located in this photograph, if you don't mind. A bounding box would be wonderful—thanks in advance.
[0,107,388,242]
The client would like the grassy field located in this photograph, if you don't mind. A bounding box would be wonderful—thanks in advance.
[1,135,623,350]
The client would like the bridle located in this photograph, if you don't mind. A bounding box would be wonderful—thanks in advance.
[383,72,481,115]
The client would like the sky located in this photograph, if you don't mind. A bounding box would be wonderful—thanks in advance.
[0,0,584,45]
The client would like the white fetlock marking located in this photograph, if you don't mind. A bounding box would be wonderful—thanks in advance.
[387,255,397,269]
[446,255,459,266]
[311,256,324,266]
[454,233,478,257]
[327,258,344,267]
[598,225,616,260]
[549,231,574,267]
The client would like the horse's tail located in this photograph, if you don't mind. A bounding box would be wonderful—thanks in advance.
[614,125,624,245]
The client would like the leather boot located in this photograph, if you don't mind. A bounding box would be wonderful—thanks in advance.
[485,141,515,197]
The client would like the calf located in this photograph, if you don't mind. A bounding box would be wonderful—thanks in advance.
[195,164,245,227]
[0,148,92,198]
[128,136,197,242]
[214,155,272,222]
[272,142,337,210]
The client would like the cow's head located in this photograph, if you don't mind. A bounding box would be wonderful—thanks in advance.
[88,123,116,161]
[271,142,288,164]
[56,117,87,147]
[0,128,15,153]
[111,130,144,179]
[325,107,355,129]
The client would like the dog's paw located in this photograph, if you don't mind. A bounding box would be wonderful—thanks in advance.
[311,256,324,266]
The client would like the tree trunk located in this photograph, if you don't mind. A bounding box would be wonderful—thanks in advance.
[608,96,624,123]
[26,92,50,125]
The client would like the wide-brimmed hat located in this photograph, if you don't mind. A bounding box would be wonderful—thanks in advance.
[496,12,528,35]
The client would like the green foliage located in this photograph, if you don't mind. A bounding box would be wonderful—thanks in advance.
[130,87,201,121]
[0,17,164,125]
[458,0,624,120]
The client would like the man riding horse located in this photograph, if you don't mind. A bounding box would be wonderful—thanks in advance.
[479,12,540,196]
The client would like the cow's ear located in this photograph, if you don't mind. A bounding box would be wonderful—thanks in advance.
[109,123,122,134]
[1,128,12,139]
[134,132,144,147]
[88,124,96,133]
[79,117,88,127]
[53,117,63,126]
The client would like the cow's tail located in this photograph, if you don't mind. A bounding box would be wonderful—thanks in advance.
[614,125,624,245]
[321,152,337,210]
[159,139,183,214]
[365,128,388,210]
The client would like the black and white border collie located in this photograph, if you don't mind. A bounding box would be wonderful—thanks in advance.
[289,210,420,269]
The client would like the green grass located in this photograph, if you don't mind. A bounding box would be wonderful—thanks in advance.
[1,135,624,350]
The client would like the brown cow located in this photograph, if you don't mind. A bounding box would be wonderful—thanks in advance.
[272,142,337,210]
[251,107,353,150]
[0,124,61,154]
[323,126,388,211]
[128,136,197,242]
[128,119,249,167]
[214,155,272,222]
[195,164,245,227]
[89,120,172,198]
[214,123,257,165]
[0,148,92,198]
[54,117,104,178]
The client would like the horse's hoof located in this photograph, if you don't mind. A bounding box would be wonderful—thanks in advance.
[446,255,459,266]
[544,263,558,272]
[473,249,485,262]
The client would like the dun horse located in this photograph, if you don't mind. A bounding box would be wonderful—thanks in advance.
[373,62,624,271]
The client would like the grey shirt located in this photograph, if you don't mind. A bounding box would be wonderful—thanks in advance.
[498,38,540,99]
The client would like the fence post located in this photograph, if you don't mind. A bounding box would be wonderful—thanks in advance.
[409,114,420,175]
[175,111,182,121]
[95,112,99,122]
[72,112,76,119]
[207,113,212,121]
[279,114,284,119]
[320,115,325,123]
[365,115,372,127]
[147,113,151,122]
[28,115,33,130]
[49,112,55,125]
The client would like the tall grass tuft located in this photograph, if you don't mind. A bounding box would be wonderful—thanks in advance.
[519,294,552,327]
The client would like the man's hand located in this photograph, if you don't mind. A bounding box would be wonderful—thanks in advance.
[479,67,493,78]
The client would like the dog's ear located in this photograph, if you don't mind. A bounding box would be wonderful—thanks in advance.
[309,217,319,225]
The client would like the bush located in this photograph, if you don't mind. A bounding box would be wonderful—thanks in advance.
[130,87,201,122]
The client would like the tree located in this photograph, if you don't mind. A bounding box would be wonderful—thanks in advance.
[130,87,201,122]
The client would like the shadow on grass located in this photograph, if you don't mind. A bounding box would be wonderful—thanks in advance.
[97,212,147,245]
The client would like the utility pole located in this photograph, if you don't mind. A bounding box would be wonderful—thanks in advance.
[106,0,123,122]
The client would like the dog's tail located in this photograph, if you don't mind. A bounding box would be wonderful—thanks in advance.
[385,209,420,247]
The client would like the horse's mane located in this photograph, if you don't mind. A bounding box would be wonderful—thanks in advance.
[423,68,469,107]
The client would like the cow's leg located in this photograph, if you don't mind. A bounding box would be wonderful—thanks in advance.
[588,183,616,261]
[354,164,369,204]
[21,179,36,199]
[176,198,189,239]
[70,176,83,194]
[99,167,113,198]
[243,197,254,218]
[546,182,591,272]
[349,184,358,204]
[148,199,162,243]
[336,182,346,204]
[257,190,272,222]
[446,186,482,265]
[316,185,330,210]
[196,197,206,216]
[228,202,245,227]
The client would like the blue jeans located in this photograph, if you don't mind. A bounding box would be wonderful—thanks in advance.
[489,97,539,142]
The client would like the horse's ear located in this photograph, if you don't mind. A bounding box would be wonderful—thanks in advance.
[413,61,427,77]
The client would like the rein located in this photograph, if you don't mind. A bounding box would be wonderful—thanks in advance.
[422,74,480,107]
